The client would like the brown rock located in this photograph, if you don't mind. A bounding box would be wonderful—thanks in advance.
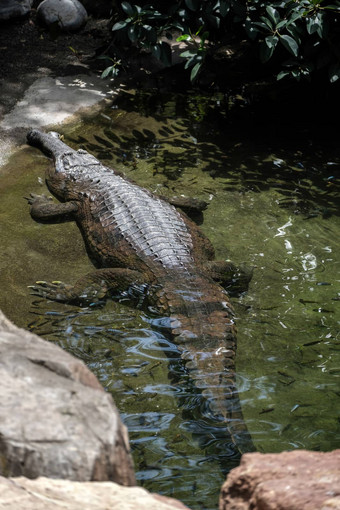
[0,310,135,485]
[219,450,340,510]
[0,476,191,510]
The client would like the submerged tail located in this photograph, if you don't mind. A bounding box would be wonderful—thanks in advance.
[153,272,255,453]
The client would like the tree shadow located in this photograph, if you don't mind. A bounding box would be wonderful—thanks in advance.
[67,90,339,219]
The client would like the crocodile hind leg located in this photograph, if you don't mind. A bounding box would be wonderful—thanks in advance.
[204,260,253,294]
[29,268,148,305]
[162,195,208,223]
[26,193,78,221]
[166,195,207,213]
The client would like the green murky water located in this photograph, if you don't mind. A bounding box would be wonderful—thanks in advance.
[1,90,339,509]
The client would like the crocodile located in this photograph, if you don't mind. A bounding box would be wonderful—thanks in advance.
[26,128,254,453]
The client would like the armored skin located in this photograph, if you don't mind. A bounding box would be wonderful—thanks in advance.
[26,129,254,453]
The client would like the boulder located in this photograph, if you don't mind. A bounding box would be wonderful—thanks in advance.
[0,0,33,20]
[37,0,87,31]
[0,310,135,485]
[0,476,191,510]
[219,449,340,510]
[79,0,116,17]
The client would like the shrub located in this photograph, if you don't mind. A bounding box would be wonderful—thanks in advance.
[105,0,340,83]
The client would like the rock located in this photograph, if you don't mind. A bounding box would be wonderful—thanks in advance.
[0,0,33,20]
[79,0,116,17]
[219,450,340,510]
[0,310,135,485]
[37,0,87,31]
[1,75,112,131]
[0,476,191,510]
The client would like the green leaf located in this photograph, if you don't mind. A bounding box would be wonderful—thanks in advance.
[101,66,114,79]
[184,56,196,69]
[176,34,191,42]
[266,6,280,25]
[244,19,259,40]
[277,70,290,80]
[286,24,301,45]
[265,34,279,49]
[276,19,287,30]
[205,12,221,29]
[143,9,165,20]
[172,21,188,32]
[127,24,139,42]
[185,0,199,11]
[286,10,304,25]
[260,15,274,30]
[280,34,299,56]
[305,13,326,36]
[291,69,301,81]
[121,1,136,17]
[252,21,270,32]
[329,63,340,82]
[143,25,157,44]
[259,37,277,62]
[112,20,129,31]
[323,4,340,9]
[316,12,329,38]
[190,62,201,81]
[306,16,316,34]
[159,42,172,67]
[180,50,197,58]
[220,0,230,17]
[151,44,161,60]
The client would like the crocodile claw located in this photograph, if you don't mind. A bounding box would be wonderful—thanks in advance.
[24,193,53,205]
[28,281,70,301]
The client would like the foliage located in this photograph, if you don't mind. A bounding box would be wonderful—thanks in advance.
[105,0,340,84]
[98,56,122,78]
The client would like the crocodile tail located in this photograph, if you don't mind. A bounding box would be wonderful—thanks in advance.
[174,316,255,454]
[185,353,255,454]
[155,275,255,454]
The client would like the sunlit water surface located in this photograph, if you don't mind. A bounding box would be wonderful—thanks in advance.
[0,90,339,509]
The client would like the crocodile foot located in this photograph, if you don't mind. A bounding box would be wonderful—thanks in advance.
[205,260,253,295]
[29,268,147,305]
[25,193,78,221]
[28,280,100,304]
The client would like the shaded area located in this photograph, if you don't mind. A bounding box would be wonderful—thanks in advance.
[0,13,107,118]
[69,90,339,220]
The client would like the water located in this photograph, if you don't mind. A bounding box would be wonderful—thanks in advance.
[0,89,339,509]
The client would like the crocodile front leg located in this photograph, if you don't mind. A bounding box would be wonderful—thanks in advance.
[27,194,78,221]
[29,268,148,305]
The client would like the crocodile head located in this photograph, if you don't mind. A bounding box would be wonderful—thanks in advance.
[27,129,103,199]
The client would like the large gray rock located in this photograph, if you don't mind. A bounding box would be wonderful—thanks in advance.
[0,0,33,20]
[0,310,135,485]
[219,450,340,510]
[37,0,87,31]
[0,477,191,510]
